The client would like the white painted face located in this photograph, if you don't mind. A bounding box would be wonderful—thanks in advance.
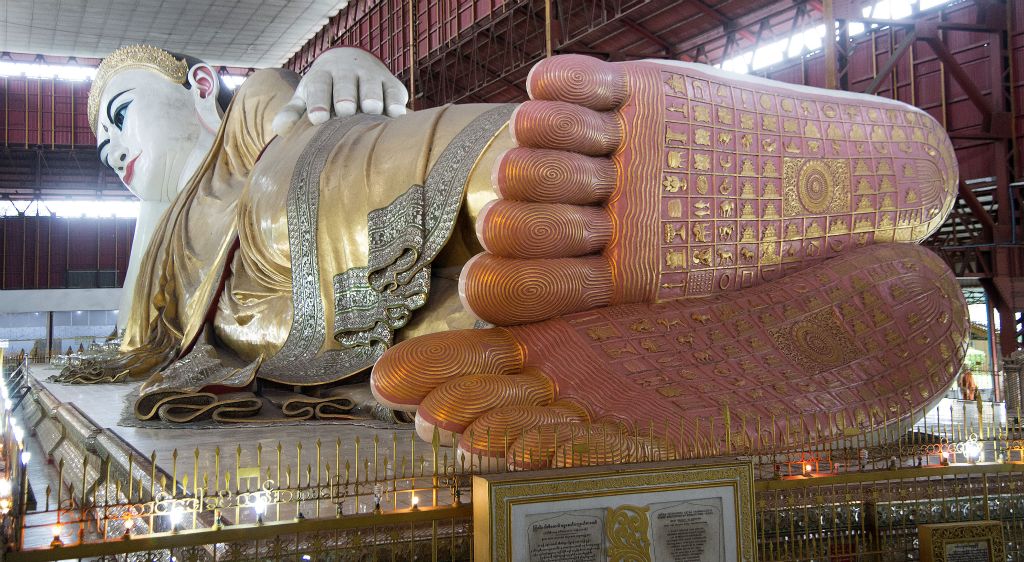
[94,69,204,203]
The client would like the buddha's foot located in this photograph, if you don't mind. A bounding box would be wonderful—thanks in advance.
[374,244,968,467]
[463,55,958,326]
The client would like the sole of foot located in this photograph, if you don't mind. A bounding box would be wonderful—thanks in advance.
[374,243,968,469]
[462,54,958,327]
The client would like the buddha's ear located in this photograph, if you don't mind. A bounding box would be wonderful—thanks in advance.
[187,63,220,101]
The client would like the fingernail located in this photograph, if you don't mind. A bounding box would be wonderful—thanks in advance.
[387,104,408,116]
[334,100,356,115]
[361,99,384,114]
[308,109,329,124]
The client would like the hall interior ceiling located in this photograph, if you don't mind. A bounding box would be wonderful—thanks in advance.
[0,0,348,67]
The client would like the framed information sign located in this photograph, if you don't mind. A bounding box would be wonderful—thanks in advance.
[918,521,1005,562]
[473,459,755,562]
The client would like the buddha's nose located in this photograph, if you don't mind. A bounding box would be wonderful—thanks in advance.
[112,147,129,171]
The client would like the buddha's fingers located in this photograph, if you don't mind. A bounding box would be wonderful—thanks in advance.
[414,369,556,443]
[271,96,308,136]
[526,54,628,111]
[459,254,612,326]
[477,200,612,259]
[370,329,522,411]
[331,71,358,117]
[510,101,621,156]
[493,148,616,205]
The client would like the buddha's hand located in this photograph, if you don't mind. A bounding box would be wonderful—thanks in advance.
[272,46,408,134]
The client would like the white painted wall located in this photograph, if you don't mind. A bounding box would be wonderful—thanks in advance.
[0,288,121,314]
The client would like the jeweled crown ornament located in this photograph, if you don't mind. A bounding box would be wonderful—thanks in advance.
[88,45,189,133]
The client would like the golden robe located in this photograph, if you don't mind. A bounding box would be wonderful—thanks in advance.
[119,68,513,393]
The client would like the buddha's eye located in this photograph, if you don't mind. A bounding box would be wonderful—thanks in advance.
[113,101,131,130]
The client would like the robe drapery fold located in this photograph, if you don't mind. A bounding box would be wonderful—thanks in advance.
[120,68,514,388]
[120,69,300,369]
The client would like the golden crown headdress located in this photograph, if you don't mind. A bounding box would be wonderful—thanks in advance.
[88,45,189,133]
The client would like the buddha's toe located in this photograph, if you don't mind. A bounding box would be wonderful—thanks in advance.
[502,420,673,469]
[510,101,621,155]
[459,254,612,325]
[477,200,612,259]
[525,54,628,111]
[494,148,615,204]
[457,401,590,465]
[414,370,555,443]
[370,329,521,411]
[548,423,675,467]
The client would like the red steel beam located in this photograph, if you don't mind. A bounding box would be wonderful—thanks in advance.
[692,0,757,42]
[958,180,997,241]
[620,17,672,55]
[919,33,997,124]
[863,29,917,94]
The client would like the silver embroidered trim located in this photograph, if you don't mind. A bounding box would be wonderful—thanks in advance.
[134,340,261,419]
[260,115,382,382]
[366,183,426,291]
[334,184,430,347]
[334,266,429,348]
[143,343,259,394]
[264,106,513,385]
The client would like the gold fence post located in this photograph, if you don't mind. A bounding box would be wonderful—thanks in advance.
[724,405,732,454]
[431,428,440,507]
[149,451,158,500]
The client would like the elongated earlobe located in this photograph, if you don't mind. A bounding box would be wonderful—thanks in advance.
[187,63,224,133]
[188,64,218,100]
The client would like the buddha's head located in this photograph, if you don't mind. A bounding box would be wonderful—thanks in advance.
[89,45,232,202]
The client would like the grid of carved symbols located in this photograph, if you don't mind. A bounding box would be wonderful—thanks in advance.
[656,68,954,301]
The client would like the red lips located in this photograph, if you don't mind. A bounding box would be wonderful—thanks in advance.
[123,153,141,185]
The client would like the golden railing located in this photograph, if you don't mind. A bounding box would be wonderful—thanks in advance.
[755,464,1024,561]
[1,359,1023,560]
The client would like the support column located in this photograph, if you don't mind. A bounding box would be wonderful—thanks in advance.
[1004,352,1023,424]
[545,0,554,58]
[997,301,1019,371]
[407,0,417,111]
[823,0,837,89]
[987,295,1000,402]
[46,311,54,363]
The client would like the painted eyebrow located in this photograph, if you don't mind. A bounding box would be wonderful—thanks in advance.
[105,88,134,125]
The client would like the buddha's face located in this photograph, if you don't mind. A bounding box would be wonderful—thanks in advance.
[94,69,204,203]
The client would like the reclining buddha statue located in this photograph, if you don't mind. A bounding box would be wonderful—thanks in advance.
[65,44,967,465]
